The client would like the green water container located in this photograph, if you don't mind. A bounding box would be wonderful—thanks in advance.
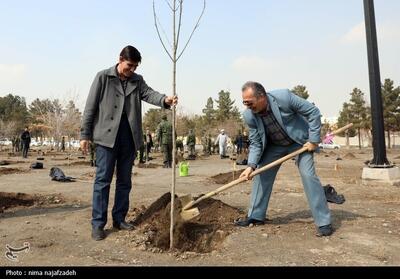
[179,161,189,177]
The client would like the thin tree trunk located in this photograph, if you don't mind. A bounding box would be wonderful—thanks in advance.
[387,130,391,149]
[169,0,177,251]
[358,128,361,149]
[393,131,396,148]
[346,131,350,149]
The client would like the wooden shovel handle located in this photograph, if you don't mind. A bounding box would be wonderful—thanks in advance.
[331,123,353,136]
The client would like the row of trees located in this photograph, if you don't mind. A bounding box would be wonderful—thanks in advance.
[0,94,82,149]
[3,80,399,149]
[337,78,400,148]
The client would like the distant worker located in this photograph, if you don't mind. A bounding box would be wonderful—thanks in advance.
[235,131,244,154]
[157,115,173,168]
[215,129,228,159]
[242,131,249,154]
[145,128,153,161]
[61,136,66,152]
[186,129,196,158]
[20,127,31,158]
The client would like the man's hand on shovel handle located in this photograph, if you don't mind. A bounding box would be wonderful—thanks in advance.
[303,142,319,152]
[240,167,254,181]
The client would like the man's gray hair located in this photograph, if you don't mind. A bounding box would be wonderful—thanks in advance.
[242,81,267,98]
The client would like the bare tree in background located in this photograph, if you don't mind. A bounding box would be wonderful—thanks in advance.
[35,99,81,150]
[153,0,206,250]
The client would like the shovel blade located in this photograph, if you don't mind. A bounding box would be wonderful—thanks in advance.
[179,194,193,208]
[180,207,200,221]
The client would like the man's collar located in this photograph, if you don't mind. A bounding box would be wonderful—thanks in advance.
[105,64,140,81]
[257,96,271,116]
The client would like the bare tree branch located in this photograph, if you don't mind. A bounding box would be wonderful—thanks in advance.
[175,0,183,53]
[164,0,174,11]
[153,0,174,61]
[176,0,206,61]
[156,15,173,49]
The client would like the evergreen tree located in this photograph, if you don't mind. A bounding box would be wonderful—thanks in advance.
[215,90,240,121]
[291,85,309,100]
[381,78,400,148]
[338,88,370,149]
[202,97,216,123]
[0,94,28,135]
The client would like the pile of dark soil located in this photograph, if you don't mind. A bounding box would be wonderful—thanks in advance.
[343,152,356,159]
[0,192,65,213]
[67,161,91,166]
[51,157,70,161]
[0,167,28,176]
[131,193,241,253]
[211,171,243,184]
[136,163,162,169]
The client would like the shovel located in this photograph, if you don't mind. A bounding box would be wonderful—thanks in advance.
[179,123,354,221]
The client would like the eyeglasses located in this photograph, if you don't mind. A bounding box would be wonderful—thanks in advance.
[242,99,256,106]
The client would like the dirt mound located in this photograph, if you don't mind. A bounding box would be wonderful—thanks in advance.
[328,151,337,156]
[51,157,70,161]
[136,163,162,169]
[344,152,356,159]
[211,171,243,184]
[0,192,65,213]
[131,193,241,253]
[67,161,91,166]
[0,167,28,176]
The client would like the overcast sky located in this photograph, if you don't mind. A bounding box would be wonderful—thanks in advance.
[0,0,399,118]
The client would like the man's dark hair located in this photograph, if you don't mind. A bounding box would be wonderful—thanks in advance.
[242,81,267,98]
[120,45,142,63]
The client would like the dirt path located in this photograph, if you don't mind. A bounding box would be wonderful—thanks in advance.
[0,149,399,266]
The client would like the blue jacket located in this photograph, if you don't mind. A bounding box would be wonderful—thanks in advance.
[243,89,321,167]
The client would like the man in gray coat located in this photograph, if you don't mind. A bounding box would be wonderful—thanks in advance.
[80,45,178,241]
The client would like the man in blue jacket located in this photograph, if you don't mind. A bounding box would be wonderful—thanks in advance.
[235,81,332,237]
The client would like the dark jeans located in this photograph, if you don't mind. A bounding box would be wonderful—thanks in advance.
[22,143,29,158]
[91,115,136,229]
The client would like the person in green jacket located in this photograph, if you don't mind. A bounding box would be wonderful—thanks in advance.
[186,129,196,158]
[157,115,173,168]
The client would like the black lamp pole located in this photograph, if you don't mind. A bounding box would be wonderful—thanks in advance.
[363,0,391,168]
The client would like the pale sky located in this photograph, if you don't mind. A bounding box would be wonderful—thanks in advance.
[0,0,399,118]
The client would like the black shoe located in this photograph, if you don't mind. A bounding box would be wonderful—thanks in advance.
[317,224,334,237]
[113,221,134,231]
[234,217,265,227]
[91,227,106,241]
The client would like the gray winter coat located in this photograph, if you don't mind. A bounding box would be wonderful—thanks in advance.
[80,65,169,148]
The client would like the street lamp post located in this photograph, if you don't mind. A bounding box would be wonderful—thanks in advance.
[363,0,391,168]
